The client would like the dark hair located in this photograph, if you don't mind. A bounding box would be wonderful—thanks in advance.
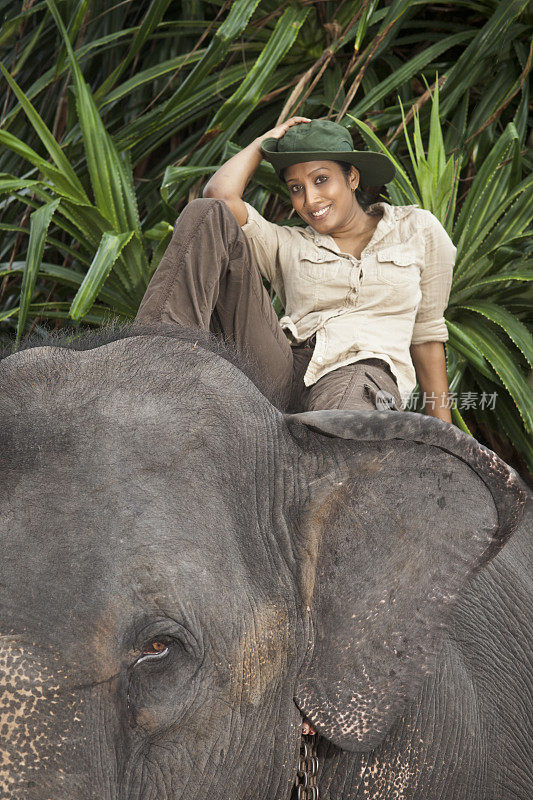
[332,160,382,214]
[282,160,382,214]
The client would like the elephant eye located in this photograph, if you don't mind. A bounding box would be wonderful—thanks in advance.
[135,638,171,666]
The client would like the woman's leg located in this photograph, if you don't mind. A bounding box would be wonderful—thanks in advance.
[135,198,294,402]
[288,337,314,412]
[306,358,401,412]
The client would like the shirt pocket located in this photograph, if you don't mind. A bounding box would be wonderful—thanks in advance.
[375,243,421,286]
[298,249,340,283]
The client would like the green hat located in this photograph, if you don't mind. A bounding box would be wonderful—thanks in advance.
[261,119,395,186]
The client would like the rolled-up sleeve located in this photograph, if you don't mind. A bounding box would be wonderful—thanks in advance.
[241,201,287,303]
[411,212,455,344]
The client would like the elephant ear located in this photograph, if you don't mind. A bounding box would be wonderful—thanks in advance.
[285,410,527,753]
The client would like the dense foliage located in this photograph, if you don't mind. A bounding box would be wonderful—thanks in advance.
[1,0,532,474]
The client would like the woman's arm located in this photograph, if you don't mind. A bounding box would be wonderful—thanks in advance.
[202,116,310,225]
[202,138,263,224]
[409,212,456,425]
[410,341,452,424]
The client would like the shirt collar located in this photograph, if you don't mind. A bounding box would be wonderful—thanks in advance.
[306,202,420,250]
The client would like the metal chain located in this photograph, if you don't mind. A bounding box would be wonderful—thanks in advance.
[294,733,319,800]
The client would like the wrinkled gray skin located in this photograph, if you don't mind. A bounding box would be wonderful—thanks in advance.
[0,326,531,800]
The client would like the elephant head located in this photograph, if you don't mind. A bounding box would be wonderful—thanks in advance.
[0,326,526,799]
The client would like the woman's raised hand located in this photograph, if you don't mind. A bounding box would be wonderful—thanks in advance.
[203,117,311,221]
[258,116,311,143]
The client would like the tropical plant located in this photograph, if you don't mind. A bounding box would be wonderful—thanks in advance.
[349,79,532,466]
[1,0,531,474]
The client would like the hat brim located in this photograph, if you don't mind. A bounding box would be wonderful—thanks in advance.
[261,139,396,186]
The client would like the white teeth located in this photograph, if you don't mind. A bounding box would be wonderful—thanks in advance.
[311,205,331,218]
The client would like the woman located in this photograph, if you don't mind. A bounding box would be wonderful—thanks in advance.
[136,117,455,423]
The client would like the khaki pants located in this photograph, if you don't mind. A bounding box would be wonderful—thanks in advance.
[136,198,401,413]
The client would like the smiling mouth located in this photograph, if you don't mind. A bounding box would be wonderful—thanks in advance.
[309,204,332,220]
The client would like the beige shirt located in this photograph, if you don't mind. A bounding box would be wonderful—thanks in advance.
[241,200,455,408]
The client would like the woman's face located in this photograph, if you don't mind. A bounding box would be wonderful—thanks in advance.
[283,160,359,234]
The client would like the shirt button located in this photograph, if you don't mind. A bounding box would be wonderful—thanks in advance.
[316,356,323,364]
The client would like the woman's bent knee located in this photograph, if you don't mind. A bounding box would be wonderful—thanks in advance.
[178,197,237,229]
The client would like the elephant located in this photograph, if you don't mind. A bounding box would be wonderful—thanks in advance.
[0,322,531,800]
